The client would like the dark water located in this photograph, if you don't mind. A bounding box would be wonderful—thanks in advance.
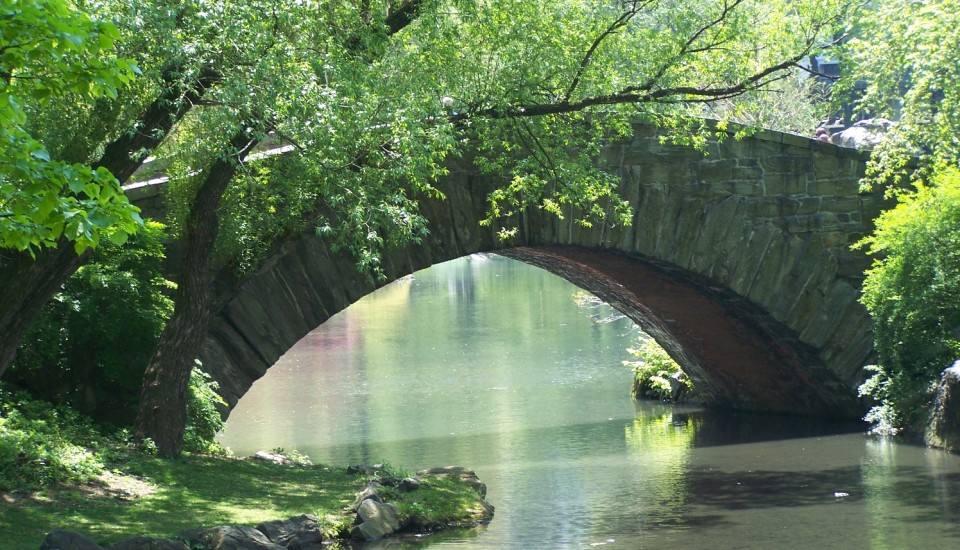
[219,254,960,549]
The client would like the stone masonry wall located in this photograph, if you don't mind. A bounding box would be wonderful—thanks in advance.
[133,122,886,417]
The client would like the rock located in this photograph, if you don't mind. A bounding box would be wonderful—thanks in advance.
[350,481,384,510]
[925,361,960,452]
[251,451,308,466]
[108,536,189,550]
[831,118,893,149]
[41,530,104,550]
[255,514,323,550]
[399,477,421,492]
[355,499,400,541]
[346,464,384,475]
[417,466,487,498]
[180,525,284,550]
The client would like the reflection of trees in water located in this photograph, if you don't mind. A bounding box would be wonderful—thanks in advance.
[862,438,960,547]
[621,403,699,532]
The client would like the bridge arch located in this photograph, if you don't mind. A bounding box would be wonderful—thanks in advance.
[169,123,887,418]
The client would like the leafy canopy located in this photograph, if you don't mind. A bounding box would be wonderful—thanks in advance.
[0,0,141,254]
[837,1,960,432]
[837,0,960,189]
[855,168,960,431]
[146,0,852,275]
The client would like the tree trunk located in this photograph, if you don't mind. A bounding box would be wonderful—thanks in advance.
[130,7,428,457]
[134,132,258,457]
[0,247,91,376]
[0,67,218,378]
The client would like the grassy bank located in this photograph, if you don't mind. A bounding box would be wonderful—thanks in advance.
[2,454,491,548]
[0,387,491,549]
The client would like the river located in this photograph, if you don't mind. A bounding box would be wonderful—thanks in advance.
[218,254,960,549]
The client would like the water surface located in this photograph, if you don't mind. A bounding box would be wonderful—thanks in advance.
[220,255,960,549]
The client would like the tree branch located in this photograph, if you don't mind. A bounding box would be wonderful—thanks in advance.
[95,65,221,183]
[562,1,653,103]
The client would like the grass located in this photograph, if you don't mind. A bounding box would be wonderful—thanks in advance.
[0,450,491,549]
[0,384,490,548]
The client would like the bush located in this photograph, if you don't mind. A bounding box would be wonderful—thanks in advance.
[8,221,173,427]
[856,168,960,432]
[183,365,228,456]
[624,337,693,401]
[0,384,105,491]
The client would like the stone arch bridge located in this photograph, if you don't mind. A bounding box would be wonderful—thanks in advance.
[128,122,887,419]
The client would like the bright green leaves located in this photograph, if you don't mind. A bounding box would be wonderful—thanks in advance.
[0,0,138,101]
[474,112,633,240]
[855,168,960,430]
[838,2,960,431]
[839,0,960,189]
[0,155,143,253]
[1,0,141,254]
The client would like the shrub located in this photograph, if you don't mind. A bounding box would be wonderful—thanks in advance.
[0,384,104,491]
[624,337,693,401]
[856,168,960,432]
[183,365,228,456]
[8,221,173,427]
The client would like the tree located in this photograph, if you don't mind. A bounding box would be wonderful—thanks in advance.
[856,169,960,432]
[0,0,140,253]
[837,1,960,432]
[836,0,960,188]
[1,0,853,456]
[0,0,142,375]
[0,0,221,377]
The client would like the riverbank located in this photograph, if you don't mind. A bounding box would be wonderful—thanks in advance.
[1,451,493,549]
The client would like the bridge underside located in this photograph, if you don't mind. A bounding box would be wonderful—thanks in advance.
[502,246,863,418]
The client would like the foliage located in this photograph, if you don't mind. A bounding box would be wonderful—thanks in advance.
[855,168,960,431]
[624,336,693,401]
[0,0,141,253]
[8,221,173,425]
[0,384,104,491]
[700,72,828,136]
[836,2,960,433]
[836,0,960,189]
[402,0,853,236]
[183,365,228,456]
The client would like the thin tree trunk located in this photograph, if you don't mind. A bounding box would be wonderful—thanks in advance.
[0,67,218,378]
[134,132,258,457]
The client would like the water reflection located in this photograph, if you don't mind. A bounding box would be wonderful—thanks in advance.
[221,255,960,549]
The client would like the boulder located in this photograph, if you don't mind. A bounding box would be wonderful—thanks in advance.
[41,530,104,550]
[355,499,400,541]
[925,361,960,452]
[255,514,324,549]
[831,118,893,149]
[399,477,422,492]
[180,525,284,550]
[108,536,189,550]
[349,481,383,510]
[250,451,309,466]
[418,466,487,498]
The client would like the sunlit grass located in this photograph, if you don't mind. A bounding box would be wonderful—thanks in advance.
[0,452,488,549]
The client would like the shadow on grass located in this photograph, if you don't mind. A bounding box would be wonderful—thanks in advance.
[1,454,367,549]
